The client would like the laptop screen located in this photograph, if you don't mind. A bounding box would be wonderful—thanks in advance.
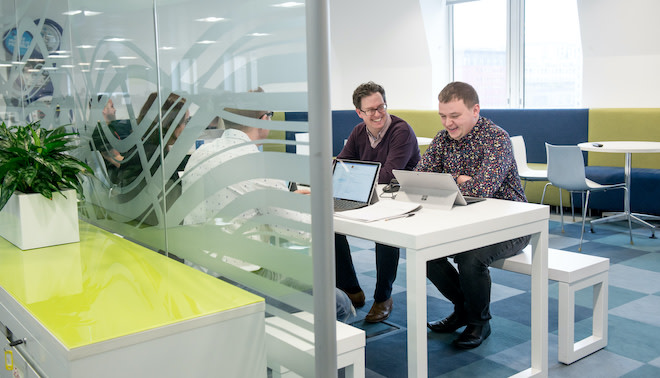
[333,160,380,203]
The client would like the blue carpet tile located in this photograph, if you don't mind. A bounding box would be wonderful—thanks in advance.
[342,213,660,377]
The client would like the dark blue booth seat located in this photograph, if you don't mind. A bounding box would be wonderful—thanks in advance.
[585,166,660,215]
[284,108,660,216]
[285,111,360,156]
[480,109,589,164]
[286,108,591,162]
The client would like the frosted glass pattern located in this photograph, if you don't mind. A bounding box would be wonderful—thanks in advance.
[1,0,315,324]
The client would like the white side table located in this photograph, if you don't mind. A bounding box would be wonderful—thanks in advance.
[578,141,660,238]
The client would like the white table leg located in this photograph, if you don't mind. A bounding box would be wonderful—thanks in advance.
[590,152,657,240]
[529,228,549,377]
[406,248,427,378]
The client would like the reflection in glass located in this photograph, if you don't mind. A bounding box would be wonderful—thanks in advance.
[1,1,316,372]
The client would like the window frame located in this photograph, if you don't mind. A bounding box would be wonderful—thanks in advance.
[448,0,581,109]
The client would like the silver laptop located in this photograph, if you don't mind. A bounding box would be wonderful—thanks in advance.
[392,170,485,210]
[333,159,381,212]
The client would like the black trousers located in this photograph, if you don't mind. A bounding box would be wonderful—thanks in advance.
[427,235,531,325]
[335,233,400,303]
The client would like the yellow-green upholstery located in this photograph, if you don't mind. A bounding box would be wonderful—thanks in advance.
[585,108,660,214]
[388,109,443,139]
[389,109,443,155]
[263,111,287,153]
[587,108,660,168]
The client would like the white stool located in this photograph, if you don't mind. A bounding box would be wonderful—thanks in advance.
[265,311,365,377]
[491,247,609,364]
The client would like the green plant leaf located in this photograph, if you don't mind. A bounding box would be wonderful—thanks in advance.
[0,184,18,210]
[0,121,95,211]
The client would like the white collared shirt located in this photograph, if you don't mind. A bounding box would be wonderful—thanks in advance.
[366,116,392,148]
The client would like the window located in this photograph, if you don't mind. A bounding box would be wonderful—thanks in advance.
[451,0,582,108]
[524,0,582,108]
[452,0,508,108]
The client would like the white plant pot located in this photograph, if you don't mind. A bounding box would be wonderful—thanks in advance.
[0,190,80,250]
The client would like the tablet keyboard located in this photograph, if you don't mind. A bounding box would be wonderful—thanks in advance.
[334,199,367,212]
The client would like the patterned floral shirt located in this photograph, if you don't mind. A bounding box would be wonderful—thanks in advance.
[414,116,526,202]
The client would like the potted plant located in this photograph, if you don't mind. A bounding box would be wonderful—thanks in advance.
[0,121,93,250]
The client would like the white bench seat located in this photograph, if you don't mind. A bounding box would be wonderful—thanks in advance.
[491,247,609,364]
[265,311,365,377]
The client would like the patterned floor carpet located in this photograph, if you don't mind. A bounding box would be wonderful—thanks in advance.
[344,212,660,377]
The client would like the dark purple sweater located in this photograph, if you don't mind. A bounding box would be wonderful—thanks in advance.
[337,115,420,184]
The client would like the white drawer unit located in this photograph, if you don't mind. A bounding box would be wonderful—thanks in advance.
[2,322,42,378]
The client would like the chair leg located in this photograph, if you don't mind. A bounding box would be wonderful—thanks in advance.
[541,183,551,205]
[579,191,591,252]
[589,191,597,234]
[580,192,586,222]
[570,191,576,222]
[559,189,564,233]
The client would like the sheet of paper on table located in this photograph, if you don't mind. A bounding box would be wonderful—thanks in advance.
[334,200,421,222]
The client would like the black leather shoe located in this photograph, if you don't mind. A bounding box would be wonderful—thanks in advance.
[453,322,491,349]
[427,312,468,333]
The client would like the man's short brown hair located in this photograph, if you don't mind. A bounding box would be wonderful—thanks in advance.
[438,81,480,108]
[352,81,386,109]
[223,87,268,129]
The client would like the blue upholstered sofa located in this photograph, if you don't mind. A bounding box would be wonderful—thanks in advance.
[282,108,660,215]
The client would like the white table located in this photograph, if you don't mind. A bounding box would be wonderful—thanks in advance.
[335,198,549,377]
[578,141,660,238]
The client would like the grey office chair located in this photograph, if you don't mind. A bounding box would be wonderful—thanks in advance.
[510,136,548,189]
[541,143,631,251]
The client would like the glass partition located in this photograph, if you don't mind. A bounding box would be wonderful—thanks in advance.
[1,0,323,374]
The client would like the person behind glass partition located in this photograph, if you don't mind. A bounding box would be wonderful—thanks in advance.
[90,96,125,169]
[113,91,189,185]
[103,92,190,226]
[182,91,354,322]
[182,96,301,236]
[138,92,190,157]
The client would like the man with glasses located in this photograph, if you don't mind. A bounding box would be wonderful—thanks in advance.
[335,81,420,322]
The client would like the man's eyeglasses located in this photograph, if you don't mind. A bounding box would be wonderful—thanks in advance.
[261,111,274,119]
[359,103,387,116]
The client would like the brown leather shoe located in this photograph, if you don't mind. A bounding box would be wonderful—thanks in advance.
[345,290,366,308]
[365,298,393,323]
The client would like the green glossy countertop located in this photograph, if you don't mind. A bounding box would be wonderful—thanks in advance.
[0,222,264,349]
